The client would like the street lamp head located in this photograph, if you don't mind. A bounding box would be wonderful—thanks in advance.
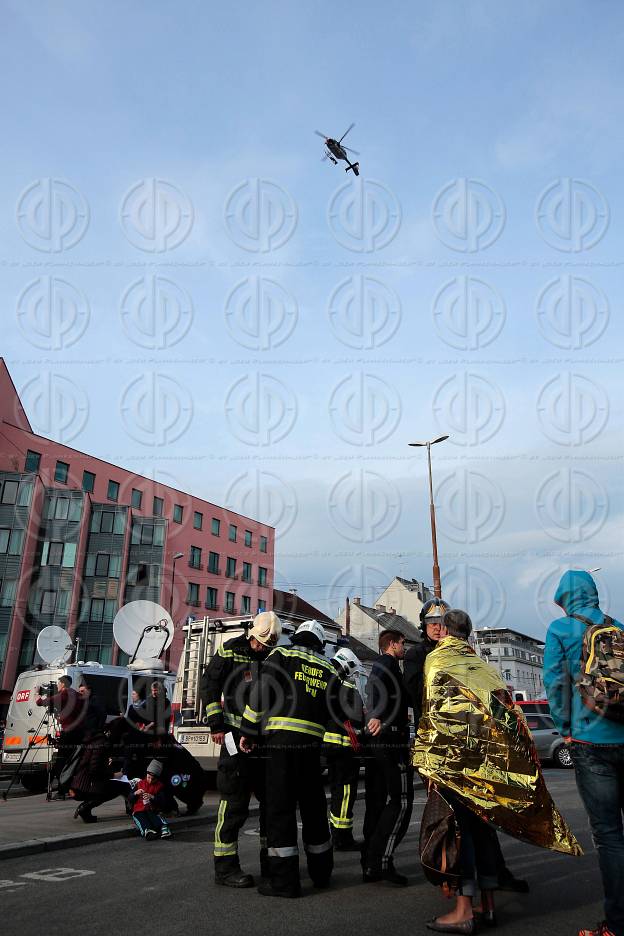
[408,435,449,448]
[172,552,184,561]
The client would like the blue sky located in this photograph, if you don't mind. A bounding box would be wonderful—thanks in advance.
[2,1,623,636]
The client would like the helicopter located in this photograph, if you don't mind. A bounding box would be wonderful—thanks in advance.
[315,123,360,176]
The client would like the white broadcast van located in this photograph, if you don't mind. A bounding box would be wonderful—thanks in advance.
[1,662,176,792]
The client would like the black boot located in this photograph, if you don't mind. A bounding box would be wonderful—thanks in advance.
[74,803,97,824]
[215,858,254,888]
[259,855,301,898]
[332,829,363,852]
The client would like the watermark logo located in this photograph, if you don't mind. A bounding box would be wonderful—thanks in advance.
[120,178,194,252]
[536,566,610,628]
[225,373,297,446]
[20,373,89,443]
[225,276,298,350]
[442,563,506,629]
[17,178,89,252]
[328,274,401,349]
[535,178,609,252]
[17,276,90,350]
[537,372,608,446]
[536,274,609,349]
[536,468,608,543]
[327,562,391,615]
[433,276,505,350]
[224,178,297,252]
[432,178,505,253]
[327,179,401,252]
[329,371,401,446]
[120,274,193,349]
[225,469,298,538]
[328,469,401,543]
[432,372,505,446]
[436,469,505,544]
[120,373,193,446]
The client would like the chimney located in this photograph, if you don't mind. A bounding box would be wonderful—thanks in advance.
[345,596,351,636]
[353,596,361,606]
[375,603,386,612]
[388,607,396,615]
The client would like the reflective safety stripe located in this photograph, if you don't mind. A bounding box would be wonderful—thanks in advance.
[341,783,351,822]
[218,647,252,663]
[205,702,222,718]
[268,845,299,858]
[265,717,325,738]
[304,839,332,854]
[270,646,330,669]
[322,731,352,747]
[329,812,353,830]
[224,713,242,728]
[213,799,238,858]
[242,705,263,724]
[383,762,409,868]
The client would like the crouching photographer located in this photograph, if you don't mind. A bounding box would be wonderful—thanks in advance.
[35,675,86,799]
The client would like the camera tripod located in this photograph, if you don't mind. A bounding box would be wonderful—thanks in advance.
[2,701,57,801]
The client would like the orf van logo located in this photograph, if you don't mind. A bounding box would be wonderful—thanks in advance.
[16,690,31,703]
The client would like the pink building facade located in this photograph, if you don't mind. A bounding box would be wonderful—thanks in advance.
[0,360,274,710]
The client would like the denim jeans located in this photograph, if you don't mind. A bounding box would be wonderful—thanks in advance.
[447,794,500,898]
[570,743,624,936]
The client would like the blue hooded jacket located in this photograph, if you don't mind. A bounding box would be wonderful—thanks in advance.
[544,570,624,744]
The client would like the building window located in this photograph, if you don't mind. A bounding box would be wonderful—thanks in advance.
[0,530,9,553]
[244,530,252,547]
[173,504,183,524]
[45,541,64,566]
[208,551,220,574]
[107,480,120,502]
[82,470,95,493]
[54,461,69,484]
[193,511,203,530]
[40,590,57,614]
[211,518,220,536]
[8,530,24,555]
[18,482,33,507]
[25,450,41,472]
[260,535,267,553]
[153,496,164,517]
[257,600,266,613]
[228,524,237,542]
[206,587,218,610]
[187,582,200,606]
[1,480,18,504]
[258,567,268,587]
[224,591,235,613]
[189,546,202,569]
[90,598,105,622]
[241,595,251,614]
[0,579,17,607]
[226,557,236,578]
[95,553,110,576]
[242,562,252,583]
[131,488,143,509]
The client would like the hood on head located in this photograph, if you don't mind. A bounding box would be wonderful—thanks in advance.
[554,570,599,616]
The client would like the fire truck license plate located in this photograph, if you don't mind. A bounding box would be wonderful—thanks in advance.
[2,753,21,762]
[179,733,209,744]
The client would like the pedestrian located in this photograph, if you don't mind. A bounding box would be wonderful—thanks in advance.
[70,727,131,823]
[141,681,172,737]
[414,608,581,933]
[200,610,282,887]
[324,647,365,852]
[240,619,335,899]
[129,759,172,840]
[361,629,413,886]
[78,682,107,734]
[35,674,85,798]
[544,570,624,936]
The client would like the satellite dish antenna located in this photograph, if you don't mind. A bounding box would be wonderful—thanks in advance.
[36,626,74,666]
[113,601,174,663]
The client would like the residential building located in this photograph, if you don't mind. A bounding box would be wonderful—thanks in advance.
[335,597,421,653]
[474,627,545,699]
[372,576,434,627]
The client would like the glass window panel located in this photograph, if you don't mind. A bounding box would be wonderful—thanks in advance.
[224,592,235,612]
[62,542,77,568]
[90,511,100,533]
[140,524,154,545]
[90,598,105,622]
[41,590,57,614]
[245,530,252,547]
[85,554,96,576]
[107,480,120,502]
[241,596,251,614]
[226,557,236,577]
[131,489,143,508]
[41,540,50,565]
[153,496,163,517]
[1,580,17,606]
[104,599,116,623]
[260,536,267,553]
[95,553,110,576]
[82,470,95,493]
[57,591,70,615]
[54,461,69,484]
[173,504,183,524]
[55,498,69,520]
[113,512,125,535]
[153,523,164,546]
[194,511,203,530]
[211,518,220,536]
[100,512,114,534]
[68,498,82,522]
[24,450,41,472]
[109,555,121,579]
[228,524,237,542]
[2,481,18,504]
[18,482,33,506]
[208,552,219,573]
[0,530,9,553]
[48,541,63,565]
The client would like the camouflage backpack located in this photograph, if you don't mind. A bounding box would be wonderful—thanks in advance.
[573,613,624,723]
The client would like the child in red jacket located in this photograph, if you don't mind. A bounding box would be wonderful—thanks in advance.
[130,760,172,840]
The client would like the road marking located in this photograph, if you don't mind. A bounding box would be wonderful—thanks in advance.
[0,880,28,891]
[21,868,96,882]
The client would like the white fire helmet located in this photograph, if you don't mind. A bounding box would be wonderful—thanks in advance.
[294,619,326,646]
[332,647,362,678]
[248,611,282,647]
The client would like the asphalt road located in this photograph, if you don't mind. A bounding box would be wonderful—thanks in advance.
[0,770,603,936]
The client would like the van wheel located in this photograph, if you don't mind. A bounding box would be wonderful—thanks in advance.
[554,745,573,769]
[21,773,48,793]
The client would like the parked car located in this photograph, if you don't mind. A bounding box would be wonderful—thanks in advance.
[525,712,573,768]
[517,699,551,716]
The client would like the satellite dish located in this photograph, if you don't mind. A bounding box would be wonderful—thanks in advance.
[113,601,174,662]
[36,626,74,666]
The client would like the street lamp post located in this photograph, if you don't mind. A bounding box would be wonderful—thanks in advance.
[165,551,184,669]
[409,435,449,599]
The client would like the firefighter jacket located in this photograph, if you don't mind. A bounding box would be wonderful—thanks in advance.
[322,668,366,752]
[199,635,265,735]
[240,637,336,746]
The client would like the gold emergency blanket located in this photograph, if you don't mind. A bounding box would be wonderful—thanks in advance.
[412,637,582,856]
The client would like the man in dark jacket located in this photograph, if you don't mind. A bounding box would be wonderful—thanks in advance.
[362,629,413,886]
[545,570,624,936]
[78,682,107,733]
[36,675,85,797]
[240,620,335,899]
[201,611,281,888]
[404,598,450,725]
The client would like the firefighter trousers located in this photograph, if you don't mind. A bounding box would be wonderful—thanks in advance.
[362,748,413,871]
[327,750,360,839]
[214,747,266,876]
[265,743,333,895]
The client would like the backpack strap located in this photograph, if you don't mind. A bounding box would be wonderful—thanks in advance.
[569,612,613,628]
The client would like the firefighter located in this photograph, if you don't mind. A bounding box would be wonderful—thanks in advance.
[361,629,414,886]
[240,620,335,898]
[200,610,282,888]
[323,647,365,852]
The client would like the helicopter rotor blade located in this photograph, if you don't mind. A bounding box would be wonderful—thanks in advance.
[342,145,360,156]
[338,122,355,143]
[314,130,330,139]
